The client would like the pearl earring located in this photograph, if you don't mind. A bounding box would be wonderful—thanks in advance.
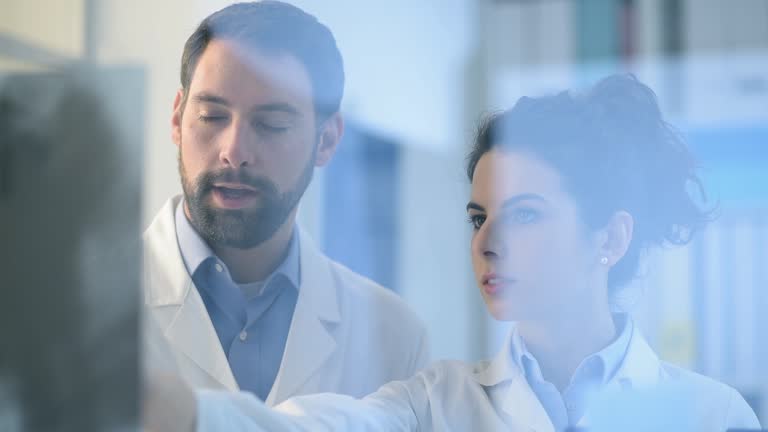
[600,256,609,265]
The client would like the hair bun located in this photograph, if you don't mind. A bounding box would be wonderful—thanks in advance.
[584,74,664,135]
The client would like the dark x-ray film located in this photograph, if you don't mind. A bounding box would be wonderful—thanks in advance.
[0,66,144,431]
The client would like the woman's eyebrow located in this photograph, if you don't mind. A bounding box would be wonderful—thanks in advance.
[466,202,485,212]
[467,193,547,213]
[500,193,547,209]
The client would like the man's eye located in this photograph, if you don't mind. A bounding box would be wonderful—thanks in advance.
[254,122,290,134]
[467,214,486,230]
[198,114,227,123]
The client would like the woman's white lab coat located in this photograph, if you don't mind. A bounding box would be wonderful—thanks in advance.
[196,321,760,432]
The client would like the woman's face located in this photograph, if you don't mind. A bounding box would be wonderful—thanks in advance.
[468,149,606,322]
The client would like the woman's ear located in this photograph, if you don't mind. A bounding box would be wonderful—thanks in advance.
[597,210,634,267]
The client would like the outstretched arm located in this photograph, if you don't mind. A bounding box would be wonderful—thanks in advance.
[196,382,421,432]
[144,373,423,432]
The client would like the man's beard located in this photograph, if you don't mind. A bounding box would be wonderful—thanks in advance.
[178,146,316,250]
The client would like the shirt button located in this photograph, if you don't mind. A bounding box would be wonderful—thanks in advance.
[239,330,247,341]
[215,263,223,272]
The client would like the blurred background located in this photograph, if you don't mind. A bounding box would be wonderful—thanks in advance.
[1,0,766,428]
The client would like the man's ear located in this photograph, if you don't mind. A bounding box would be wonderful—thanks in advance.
[171,88,185,148]
[314,112,344,167]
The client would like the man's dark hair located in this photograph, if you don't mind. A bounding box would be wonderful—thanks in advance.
[179,1,344,119]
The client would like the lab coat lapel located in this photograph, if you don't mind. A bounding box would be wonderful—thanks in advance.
[473,328,556,432]
[266,229,340,405]
[503,375,557,432]
[610,326,662,389]
[144,196,238,391]
[575,324,663,429]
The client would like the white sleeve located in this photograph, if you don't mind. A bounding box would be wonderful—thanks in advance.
[196,380,423,432]
[724,388,761,430]
[410,324,431,374]
[196,390,280,431]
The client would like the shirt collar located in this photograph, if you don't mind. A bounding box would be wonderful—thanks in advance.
[259,226,301,291]
[509,314,634,385]
[474,315,658,392]
[175,199,216,278]
[594,314,633,381]
[174,199,301,291]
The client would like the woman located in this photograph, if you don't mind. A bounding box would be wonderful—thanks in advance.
[153,74,761,432]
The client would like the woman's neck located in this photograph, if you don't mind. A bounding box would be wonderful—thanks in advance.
[517,305,616,392]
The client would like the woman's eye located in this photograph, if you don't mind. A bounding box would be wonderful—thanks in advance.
[468,214,486,230]
[513,208,539,224]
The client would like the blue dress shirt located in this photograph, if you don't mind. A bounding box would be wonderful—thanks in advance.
[175,201,300,401]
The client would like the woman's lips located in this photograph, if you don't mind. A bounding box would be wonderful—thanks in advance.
[482,273,515,295]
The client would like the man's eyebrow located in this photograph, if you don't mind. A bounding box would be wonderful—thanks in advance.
[190,95,301,117]
[191,92,230,106]
[252,102,301,116]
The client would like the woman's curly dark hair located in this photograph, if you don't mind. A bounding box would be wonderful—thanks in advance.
[467,74,714,291]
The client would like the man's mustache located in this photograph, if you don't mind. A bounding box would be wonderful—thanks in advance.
[194,169,278,196]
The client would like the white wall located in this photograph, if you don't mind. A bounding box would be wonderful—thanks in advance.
[684,0,768,54]
[286,0,476,152]
[1,0,84,60]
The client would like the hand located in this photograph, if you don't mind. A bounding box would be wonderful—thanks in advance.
[142,372,197,432]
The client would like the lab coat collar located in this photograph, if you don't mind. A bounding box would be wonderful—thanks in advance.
[610,323,662,389]
[144,196,191,307]
[265,226,340,405]
[144,196,342,397]
[577,324,663,429]
[472,320,663,432]
[143,196,238,390]
[472,326,522,387]
[473,325,554,432]
[473,320,661,388]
